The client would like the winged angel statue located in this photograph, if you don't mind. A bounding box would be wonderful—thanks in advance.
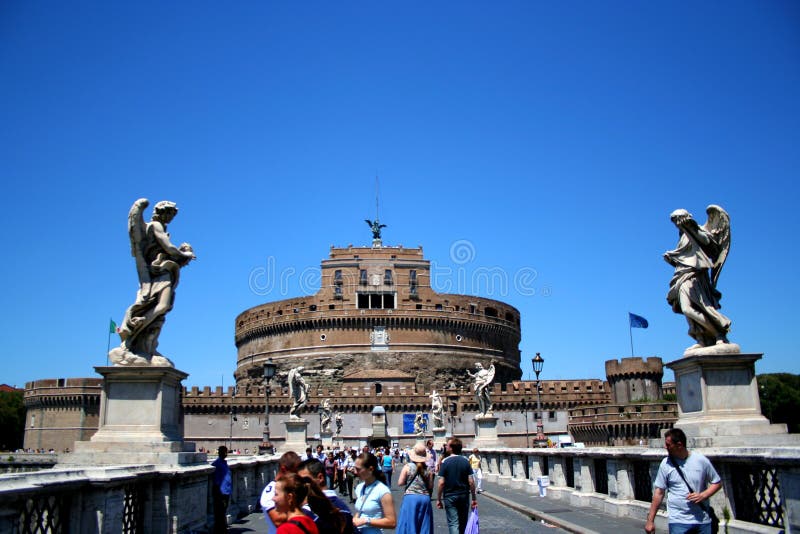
[109,199,195,366]
[365,219,387,240]
[467,362,496,417]
[664,205,739,356]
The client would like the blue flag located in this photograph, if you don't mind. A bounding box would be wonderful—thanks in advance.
[629,312,649,329]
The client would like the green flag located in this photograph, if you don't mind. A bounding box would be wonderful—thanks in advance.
[109,319,118,334]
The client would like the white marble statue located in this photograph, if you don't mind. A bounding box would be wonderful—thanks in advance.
[110,199,195,367]
[664,205,739,355]
[430,390,444,429]
[288,366,309,419]
[320,398,332,433]
[467,362,495,417]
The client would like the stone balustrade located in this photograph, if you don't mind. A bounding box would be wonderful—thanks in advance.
[476,446,800,534]
[0,455,278,533]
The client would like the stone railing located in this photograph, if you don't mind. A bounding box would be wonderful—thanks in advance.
[0,455,278,533]
[477,446,799,534]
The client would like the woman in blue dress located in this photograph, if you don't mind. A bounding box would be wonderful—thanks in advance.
[396,443,434,534]
[353,452,396,533]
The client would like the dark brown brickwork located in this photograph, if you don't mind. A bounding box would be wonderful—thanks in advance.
[23,378,101,452]
[234,245,522,391]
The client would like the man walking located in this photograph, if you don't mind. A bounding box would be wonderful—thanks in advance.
[646,428,721,534]
[436,437,477,534]
[211,446,232,533]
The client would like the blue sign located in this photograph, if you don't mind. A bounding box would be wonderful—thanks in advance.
[402,413,428,434]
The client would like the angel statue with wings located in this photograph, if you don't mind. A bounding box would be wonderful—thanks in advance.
[664,205,739,355]
[467,361,496,417]
[365,219,387,240]
[110,199,195,366]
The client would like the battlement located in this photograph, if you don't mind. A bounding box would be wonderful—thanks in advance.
[605,357,663,379]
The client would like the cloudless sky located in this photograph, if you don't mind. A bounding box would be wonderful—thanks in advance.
[2,1,798,390]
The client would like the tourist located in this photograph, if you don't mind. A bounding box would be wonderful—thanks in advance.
[352,452,396,533]
[298,458,352,534]
[425,440,438,475]
[344,450,358,502]
[212,446,232,534]
[272,474,319,534]
[396,442,434,534]
[645,428,721,534]
[381,448,395,489]
[260,451,302,534]
[468,448,483,493]
[303,447,314,461]
[436,438,477,534]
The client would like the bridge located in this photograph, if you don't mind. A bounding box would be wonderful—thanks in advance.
[1,445,796,533]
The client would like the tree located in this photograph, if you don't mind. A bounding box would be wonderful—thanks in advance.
[0,389,25,451]
[758,373,800,433]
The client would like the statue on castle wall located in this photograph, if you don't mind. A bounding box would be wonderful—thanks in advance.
[664,205,740,356]
[110,198,195,367]
[413,411,426,436]
[467,362,495,417]
[335,412,343,436]
[430,390,445,429]
[320,398,332,433]
[288,366,309,419]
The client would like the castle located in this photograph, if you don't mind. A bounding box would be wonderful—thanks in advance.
[24,240,677,452]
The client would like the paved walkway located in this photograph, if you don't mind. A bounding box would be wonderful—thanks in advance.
[229,478,646,534]
[478,479,645,534]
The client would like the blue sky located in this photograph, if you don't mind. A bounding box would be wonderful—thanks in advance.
[2,2,798,390]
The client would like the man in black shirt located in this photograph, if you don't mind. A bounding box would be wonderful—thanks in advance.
[436,437,477,534]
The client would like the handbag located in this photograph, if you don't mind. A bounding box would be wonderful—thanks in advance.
[668,457,720,534]
[465,507,479,534]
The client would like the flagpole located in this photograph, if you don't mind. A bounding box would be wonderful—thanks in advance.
[106,318,112,366]
[629,316,634,357]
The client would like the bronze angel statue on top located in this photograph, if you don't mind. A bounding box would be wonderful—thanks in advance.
[365,219,387,240]
[110,199,195,366]
[664,205,739,355]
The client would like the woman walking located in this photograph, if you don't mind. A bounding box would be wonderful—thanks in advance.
[396,443,434,534]
[353,452,396,533]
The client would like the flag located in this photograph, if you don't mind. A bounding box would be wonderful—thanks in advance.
[629,313,649,329]
[109,319,118,334]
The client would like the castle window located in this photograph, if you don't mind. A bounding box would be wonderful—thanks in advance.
[548,411,557,421]
[328,304,336,310]
[309,304,317,311]
[416,304,423,310]
[375,383,383,395]
[384,270,393,285]
[357,292,395,309]
[360,270,368,285]
[334,286,343,299]
[334,270,343,285]
[57,378,65,387]
[469,304,476,314]
[435,303,443,310]
[505,312,514,322]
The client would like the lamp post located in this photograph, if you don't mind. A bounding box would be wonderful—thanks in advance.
[521,398,530,448]
[533,353,548,448]
[229,393,238,450]
[261,358,277,454]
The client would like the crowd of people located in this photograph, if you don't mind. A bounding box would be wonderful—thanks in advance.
[211,439,484,534]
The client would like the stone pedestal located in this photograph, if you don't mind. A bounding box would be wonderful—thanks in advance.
[432,427,448,449]
[64,366,205,465]
[282,419,310,453]
[320,430,334,449]
[666,352,799,447]
[470,415,500,448]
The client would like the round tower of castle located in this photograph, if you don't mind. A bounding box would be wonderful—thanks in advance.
[604,357,664,404]
[234,244,522,390]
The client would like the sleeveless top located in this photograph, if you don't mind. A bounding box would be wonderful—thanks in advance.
[403,463,431,496]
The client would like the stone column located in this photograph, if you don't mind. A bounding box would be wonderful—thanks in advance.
[667,352,798,447]
[498,453,513,486]
[65,366,205,466]
[282,419,310,454]
[470,415,500,448]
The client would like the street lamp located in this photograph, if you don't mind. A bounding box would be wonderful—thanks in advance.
[261,358,277,454]
[532,352,548,447]
[229,387,238,450]
[521,398,530,448]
